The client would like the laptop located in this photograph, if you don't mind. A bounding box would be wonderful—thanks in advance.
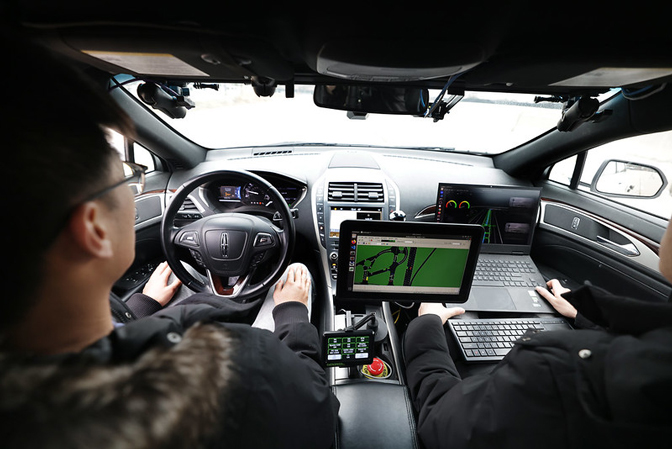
[335,220,484,305]
[435,183,554,313]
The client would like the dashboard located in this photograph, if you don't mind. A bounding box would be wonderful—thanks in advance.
[165,148,520,262]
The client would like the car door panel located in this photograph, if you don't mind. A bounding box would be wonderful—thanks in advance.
[532,184,671,303]
[541,202,660,269]
[112,172,169,300]
[113,223,163,300]
[540,183,669,242]
[533,226,671,302]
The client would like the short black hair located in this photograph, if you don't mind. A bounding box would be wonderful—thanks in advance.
[1,28,135,331]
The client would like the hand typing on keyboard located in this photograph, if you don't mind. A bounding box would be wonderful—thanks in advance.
[418,303,465,325]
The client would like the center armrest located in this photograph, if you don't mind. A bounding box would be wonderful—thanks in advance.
[332,382,419,449]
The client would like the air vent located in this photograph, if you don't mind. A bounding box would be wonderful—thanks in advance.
[253,149,293,156]
[179,197,199,212]
[176,197,203,222]
[328,182,384,202]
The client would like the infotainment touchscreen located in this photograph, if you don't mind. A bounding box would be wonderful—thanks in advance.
[329,206,383,239]
[335,220,483,304]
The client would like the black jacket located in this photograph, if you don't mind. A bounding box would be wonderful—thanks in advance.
[404,285,672,449]
[0,302,339,449]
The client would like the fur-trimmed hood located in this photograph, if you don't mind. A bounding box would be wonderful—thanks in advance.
[0,322,235,449]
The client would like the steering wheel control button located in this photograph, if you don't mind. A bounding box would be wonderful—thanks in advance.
[254,232,274,247]
[179,231,200,247]
[251,251,266,266]
[190,249,205,267]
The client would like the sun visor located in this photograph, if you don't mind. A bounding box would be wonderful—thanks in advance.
[550,67,672,88]
[57,29,293,81]
[315,40,484,82]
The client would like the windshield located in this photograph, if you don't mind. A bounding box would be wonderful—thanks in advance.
[122,79,568,154]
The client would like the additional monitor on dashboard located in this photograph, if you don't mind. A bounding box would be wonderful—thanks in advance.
[435,183,542,252]
[335,220,483,304]
[323,329,375,367]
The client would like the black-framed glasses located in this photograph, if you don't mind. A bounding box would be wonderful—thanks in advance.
[83,161,146,202]
[42,162,147,248]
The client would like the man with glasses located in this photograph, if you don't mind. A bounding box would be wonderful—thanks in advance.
[93,162,187,320]
[0,35,338,448]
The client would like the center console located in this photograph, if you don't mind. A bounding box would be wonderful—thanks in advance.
[312,170,420,449]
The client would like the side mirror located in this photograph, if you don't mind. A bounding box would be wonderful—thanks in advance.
[591,160,667,198]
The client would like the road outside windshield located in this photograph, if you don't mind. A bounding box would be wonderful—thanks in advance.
[124,81,562,154]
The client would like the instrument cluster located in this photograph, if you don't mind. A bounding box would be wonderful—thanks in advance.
[207,176,304,210]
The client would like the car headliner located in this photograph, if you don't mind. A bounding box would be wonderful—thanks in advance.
[7,2,672,97]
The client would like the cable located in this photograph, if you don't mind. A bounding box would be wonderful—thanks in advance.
[424,68,471,118]
[346,312,377,331]
[394,301,416,309]
[622,83,666,100]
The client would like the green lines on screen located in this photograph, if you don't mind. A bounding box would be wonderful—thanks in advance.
[354,245,468,288]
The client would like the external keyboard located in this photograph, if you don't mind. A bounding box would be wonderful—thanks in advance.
[448,317,572,362]
[473,257,539,287]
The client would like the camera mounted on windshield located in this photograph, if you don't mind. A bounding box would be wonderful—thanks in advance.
[137,80,195,119]
[537,95,612,132]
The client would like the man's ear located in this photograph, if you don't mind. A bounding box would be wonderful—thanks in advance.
[67,202,114,259]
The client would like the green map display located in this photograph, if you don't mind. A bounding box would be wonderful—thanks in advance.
[354,245,468,288]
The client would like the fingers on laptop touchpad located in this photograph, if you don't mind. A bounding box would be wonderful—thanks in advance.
[471,288,516,310]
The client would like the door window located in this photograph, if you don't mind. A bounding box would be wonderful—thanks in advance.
[549,130,672,219]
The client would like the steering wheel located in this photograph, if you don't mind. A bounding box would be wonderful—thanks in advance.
[161,170,295,301]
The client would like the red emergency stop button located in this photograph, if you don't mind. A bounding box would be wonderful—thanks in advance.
[367,357,385,376]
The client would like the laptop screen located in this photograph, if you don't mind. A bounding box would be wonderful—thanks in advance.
[435,184,541,253]
[336,220,483,304]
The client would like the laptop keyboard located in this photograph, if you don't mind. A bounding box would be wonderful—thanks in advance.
[448,317,572,362]
[473,257,540,287]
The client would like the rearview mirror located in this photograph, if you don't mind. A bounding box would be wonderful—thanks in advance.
[313,85,429,115]
[592,160,667,198]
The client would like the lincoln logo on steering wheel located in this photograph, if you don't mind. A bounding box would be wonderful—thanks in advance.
[221,232,229,258]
